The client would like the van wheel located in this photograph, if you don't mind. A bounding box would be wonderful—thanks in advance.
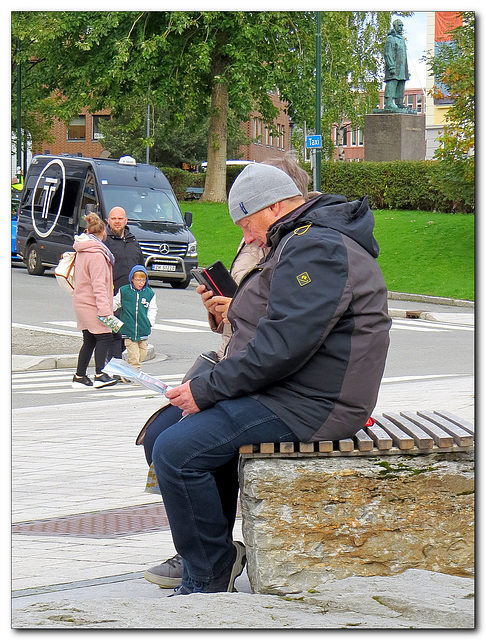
[170,276,191,289]
[26,244,45,275]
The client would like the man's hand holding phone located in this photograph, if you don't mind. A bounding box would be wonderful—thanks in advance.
[196,284,232,324]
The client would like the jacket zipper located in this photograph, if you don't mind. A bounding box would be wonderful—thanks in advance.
[135,291,139,340]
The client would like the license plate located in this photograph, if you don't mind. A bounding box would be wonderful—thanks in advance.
[152,264,177,272]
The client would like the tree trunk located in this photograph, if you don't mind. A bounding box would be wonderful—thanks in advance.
[201,49,229,203]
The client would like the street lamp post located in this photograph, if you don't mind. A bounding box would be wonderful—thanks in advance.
[16,37,22,181]
[315,11,322,192]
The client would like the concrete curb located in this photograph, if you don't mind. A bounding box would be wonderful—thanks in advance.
[387,291,474,308]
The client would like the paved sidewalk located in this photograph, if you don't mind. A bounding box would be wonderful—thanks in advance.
[11,380,475,629]
[11,295,475,629]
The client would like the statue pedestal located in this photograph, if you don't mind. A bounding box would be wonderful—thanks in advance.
[364,112,425,161]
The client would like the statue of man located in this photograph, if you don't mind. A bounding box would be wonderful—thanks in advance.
[384,19,410,110]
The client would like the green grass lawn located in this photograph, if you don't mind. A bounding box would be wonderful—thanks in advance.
[182,201,474,301]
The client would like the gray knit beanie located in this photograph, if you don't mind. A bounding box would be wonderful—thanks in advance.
[228,163,303,224]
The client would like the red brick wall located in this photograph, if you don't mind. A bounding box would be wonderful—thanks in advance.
[238,90,291,162]
[33,107,111,158]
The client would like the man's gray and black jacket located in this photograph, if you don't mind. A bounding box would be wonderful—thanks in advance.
[190,194,392,442]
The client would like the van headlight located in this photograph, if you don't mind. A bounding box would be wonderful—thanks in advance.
[187,241,197,257]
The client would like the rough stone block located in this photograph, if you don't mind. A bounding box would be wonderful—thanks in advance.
[364,112,425,161]
[239,454,474,594]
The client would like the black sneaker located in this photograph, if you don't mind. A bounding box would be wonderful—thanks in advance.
[72,374,93,388]
[168,584,193,597]
[144,554,183,588]
[93,373,118,388]
[206,540,246,593]
[168,541,246,596]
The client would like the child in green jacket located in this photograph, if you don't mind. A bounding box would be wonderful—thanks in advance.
[113,265,157,369]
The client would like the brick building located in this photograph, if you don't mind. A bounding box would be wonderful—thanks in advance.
[237,90,292,162]
[32,92,292,166]
[33,107,111,158]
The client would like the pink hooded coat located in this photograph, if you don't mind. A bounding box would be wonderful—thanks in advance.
[72,234,114,334]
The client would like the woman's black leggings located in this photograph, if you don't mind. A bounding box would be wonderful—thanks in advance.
[76,330,113,376]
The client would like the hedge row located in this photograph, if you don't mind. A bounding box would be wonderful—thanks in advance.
[319,160,472,213]
[158,161,472,213]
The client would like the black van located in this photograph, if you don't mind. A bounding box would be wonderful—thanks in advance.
[16,154,198,288]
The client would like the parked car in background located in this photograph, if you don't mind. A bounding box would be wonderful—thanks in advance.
[16,154,198,287]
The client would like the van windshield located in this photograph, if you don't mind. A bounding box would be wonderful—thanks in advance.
[102,186,184,224]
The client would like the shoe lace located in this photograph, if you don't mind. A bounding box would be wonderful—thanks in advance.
[167,554,182,568]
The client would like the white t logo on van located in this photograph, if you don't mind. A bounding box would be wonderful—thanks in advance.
[31,159,66,239]
[41,178,60,219]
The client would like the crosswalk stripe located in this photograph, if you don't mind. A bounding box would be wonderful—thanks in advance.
[391,319,473,332]
[151,323,208,333]
[381,373,460,383]
[42,319,211,333]
[12,372,184,396]
[391,324,444,333]
[12,370,69,379]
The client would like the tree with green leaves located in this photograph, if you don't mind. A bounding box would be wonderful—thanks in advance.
[97,99,246,168]
[427,11,474,210]
[12,11,394,201]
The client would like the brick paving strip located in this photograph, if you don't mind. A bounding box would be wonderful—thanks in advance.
[12,503,171,539]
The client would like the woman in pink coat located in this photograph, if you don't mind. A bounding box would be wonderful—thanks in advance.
[72,213,118,389]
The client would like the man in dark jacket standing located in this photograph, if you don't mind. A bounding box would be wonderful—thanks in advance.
[151,164,391,595]
[104,206,144,360]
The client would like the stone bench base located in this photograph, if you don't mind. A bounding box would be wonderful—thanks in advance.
[239,413,474,595]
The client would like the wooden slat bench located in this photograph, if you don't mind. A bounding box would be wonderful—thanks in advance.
[239,410,474,458]
[238,410,474,595]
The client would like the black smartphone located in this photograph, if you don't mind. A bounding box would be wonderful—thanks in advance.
[191,260,238,297]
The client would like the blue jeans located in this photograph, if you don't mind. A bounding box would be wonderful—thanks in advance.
[152,396,299,588]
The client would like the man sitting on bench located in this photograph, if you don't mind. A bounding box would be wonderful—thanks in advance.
[149,163,392,595]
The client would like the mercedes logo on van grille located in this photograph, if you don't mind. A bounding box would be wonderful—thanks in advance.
[159,243,170,254]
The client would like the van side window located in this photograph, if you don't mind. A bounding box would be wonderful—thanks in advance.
[79,171,99,230]
[23,175,80,221]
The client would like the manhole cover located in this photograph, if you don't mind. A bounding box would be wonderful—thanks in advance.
[12,503,170,539]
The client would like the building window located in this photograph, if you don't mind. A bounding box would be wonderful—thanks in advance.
[358,129,364,146]
[279,125,285,150]
[407,95,415,109]
[253,118,263,145]
[92,115,110,140]
[416,95,423,113]
[67,116,86,141]
[351,128,357,146]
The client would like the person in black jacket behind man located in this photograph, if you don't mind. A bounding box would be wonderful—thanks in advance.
[104,206,144,361]
[148,163,391,596]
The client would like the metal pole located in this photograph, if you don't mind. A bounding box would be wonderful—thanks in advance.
[303,121,307,163]
[315,12,322,192]
[16,37,22,181]
[146,101,150,164]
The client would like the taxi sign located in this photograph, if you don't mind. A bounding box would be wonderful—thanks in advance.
[306,135,322,149]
